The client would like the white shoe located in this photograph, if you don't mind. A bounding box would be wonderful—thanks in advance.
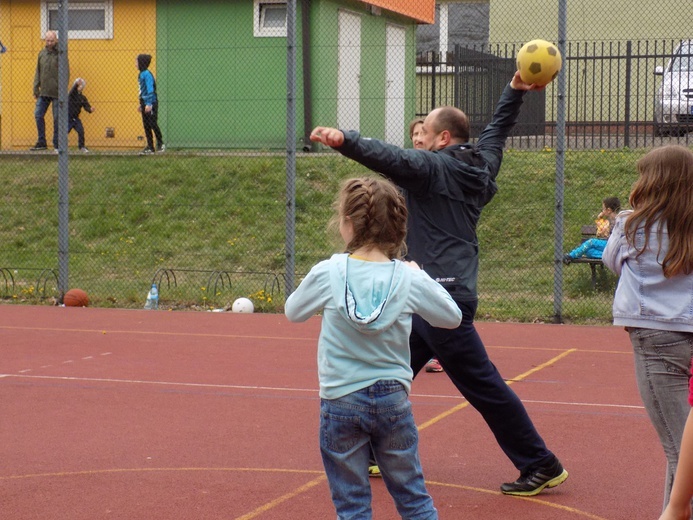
[80,147,90,153]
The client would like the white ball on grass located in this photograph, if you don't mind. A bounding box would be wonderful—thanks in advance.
[232,297,254,313]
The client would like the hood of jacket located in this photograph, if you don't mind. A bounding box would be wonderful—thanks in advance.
[137,54,152,71]
[328,254,410,336]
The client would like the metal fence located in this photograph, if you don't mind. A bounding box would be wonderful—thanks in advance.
[416,39,693,150]
[1,0,692,323]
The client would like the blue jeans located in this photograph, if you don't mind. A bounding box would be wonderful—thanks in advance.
[68,117,85,148]
[409,299,555,473]
[320,380,437,520]
[628,327,693,510]
[34,96,59,148]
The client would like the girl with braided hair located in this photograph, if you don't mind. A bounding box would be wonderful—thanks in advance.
[285,176,461,519]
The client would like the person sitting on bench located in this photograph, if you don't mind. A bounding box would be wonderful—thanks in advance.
[563,197,621,264]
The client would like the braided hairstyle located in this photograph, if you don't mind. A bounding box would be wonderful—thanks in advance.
[333,176,408,260]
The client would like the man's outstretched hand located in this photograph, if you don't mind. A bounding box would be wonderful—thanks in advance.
[510,70,547,91]
[310,127,345,148]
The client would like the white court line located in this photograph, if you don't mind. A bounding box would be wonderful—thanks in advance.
[1,373,644,409]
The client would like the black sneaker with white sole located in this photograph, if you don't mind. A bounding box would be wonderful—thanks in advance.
[500,458,568,496]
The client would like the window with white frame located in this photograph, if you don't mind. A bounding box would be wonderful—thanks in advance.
[42,0,113,40]
[254,0,287,38]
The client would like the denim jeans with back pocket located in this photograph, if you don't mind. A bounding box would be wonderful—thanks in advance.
[319,380,437,520]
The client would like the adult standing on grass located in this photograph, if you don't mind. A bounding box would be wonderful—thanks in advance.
[137,54,165,155]
[31,30,63,152]
[309,70,568,497]
[602,145,693,514]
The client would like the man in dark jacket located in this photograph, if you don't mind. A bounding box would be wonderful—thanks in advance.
[31,31,62,151]
[309,71,568,497]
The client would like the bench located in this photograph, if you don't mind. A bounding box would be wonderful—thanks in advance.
[566,225,605,289]
[568,257,604,289]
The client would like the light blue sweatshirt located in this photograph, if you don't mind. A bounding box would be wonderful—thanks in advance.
[602,211,693,332]
[284,253,462,399]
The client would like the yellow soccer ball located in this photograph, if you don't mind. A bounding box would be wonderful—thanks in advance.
[516,39,562,86]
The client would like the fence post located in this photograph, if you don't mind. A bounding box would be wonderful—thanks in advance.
[431,51,437,111]
[57,0,70,296]
[624,40,632,148]
[553,0,568,323]
[285,0,297,296]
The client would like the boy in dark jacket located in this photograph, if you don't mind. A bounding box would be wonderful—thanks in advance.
[136,54,164,155]
[68,78,94,153]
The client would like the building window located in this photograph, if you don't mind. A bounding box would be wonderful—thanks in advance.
[254,0,287,38]
[42,1,113,40]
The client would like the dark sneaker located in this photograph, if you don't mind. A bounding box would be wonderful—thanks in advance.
[500,458,568,496]
[562,254,572,265]
[30,144,48,151]
[139,147,155,155]
[156,143,166,153]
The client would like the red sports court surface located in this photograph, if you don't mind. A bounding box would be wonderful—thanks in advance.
[0,305,662,519]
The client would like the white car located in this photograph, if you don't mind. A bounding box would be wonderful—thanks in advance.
[654,40,693,136]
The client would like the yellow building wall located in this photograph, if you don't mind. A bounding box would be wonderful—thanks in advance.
[0,0,157,150]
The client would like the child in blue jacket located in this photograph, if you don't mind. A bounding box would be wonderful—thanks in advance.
[564,196,621,263]
[136,54,164,155]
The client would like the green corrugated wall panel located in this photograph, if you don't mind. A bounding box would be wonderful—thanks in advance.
[157,0,302,149]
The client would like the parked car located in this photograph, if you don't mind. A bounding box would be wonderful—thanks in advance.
[654,40,693,136]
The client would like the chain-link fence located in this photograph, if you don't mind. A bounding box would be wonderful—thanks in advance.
[1,0,692,323]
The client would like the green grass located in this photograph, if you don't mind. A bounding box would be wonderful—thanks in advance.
[0,148,646,322]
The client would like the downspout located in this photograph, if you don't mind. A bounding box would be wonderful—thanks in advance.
[301,0,314,151]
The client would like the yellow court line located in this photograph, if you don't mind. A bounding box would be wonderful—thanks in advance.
[234,475,328,520]
[505,348,577,383]
[0,325,310,342]
[0,467,608,519]
[0,324,631,355]
[0,467,325,481]
[417,349,577,432]
[2,349,597,519]
[426,481,609,520]
[232,349,580,517]
[487,344,630,355]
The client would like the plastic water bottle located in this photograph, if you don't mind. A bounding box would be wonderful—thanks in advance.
[144,283,159,310]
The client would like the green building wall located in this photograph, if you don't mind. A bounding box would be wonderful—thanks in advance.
[154,0,418,150]
[310,0,418,141]
[156,0,304,150]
